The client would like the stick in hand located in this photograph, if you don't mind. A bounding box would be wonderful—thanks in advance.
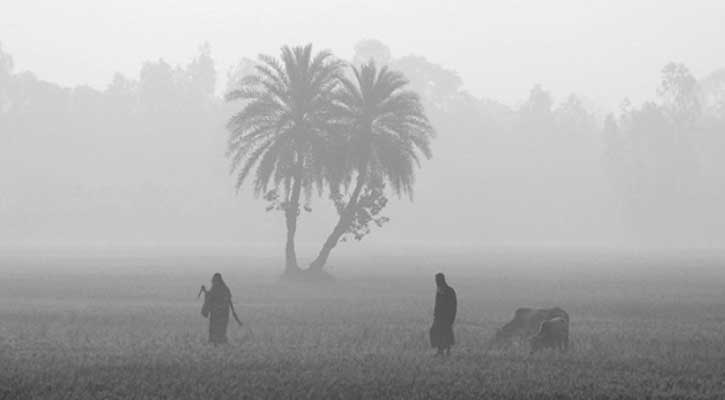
[197,283,242,327]
[230,301,243,327]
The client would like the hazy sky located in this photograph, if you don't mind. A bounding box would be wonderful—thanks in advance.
[2,0,724,108]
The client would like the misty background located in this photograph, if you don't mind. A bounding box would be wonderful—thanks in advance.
[2,1,725,254]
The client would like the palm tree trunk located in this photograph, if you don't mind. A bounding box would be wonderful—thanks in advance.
[284,173,303,276]
[309,168,367,272]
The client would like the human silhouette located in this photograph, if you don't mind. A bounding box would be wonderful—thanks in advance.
[201,273,233,345]
[429,273,457,356]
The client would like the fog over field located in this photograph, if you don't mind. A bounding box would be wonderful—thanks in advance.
[2,1,725,399]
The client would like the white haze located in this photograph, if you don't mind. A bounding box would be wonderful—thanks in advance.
[3,0,725,108]
[1,0,725,255]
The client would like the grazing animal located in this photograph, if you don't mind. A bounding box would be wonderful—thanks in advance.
[529,316,569,354]
[490,307,569,347]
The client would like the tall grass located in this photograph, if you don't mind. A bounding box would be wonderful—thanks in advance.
[2,251,725,399]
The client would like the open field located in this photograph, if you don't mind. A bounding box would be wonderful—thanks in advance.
[2,248,725,399]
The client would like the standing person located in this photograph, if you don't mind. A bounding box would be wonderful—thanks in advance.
[429,273,457,356]
[201,273,232,345]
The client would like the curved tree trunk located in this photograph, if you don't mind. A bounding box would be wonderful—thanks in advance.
[308,169,367,272]
[283,173,303,276]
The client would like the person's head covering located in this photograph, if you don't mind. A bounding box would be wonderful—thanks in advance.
[212,273,225,288]
[435,273,447,288]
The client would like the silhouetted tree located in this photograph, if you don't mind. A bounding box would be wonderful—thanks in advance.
[225,44,344,276]
[308,61,433,272]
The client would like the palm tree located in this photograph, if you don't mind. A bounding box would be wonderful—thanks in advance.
[226,44,344,276]
[308,61,434,272]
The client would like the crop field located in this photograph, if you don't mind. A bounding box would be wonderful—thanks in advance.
[1,248,725,399]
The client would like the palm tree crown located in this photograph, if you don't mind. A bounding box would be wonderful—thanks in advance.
[226,44,344,201]
[334,61,433,199]
[307,61,434,272]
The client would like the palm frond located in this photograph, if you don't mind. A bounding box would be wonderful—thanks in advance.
[335,61,435,200]
[226,43,345,201]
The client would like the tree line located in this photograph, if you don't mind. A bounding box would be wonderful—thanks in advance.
[2,39,725,264]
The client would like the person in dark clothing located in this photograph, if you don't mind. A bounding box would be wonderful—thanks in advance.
[429,272,457,356]
[201,273,232,345]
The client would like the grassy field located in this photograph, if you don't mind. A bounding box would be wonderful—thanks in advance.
[2,248,725,399]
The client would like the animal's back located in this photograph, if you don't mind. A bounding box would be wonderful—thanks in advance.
[496,307,569,341]
[539,316,568,335]
[545,307,569,322]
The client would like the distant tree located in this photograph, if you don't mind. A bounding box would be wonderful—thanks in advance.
[515,84,556,150]
[139,59,177,114]
[225,44,344,276]
[655,63,700,192]
[11,71,69,117]
[0,43,13,113]
[700,68,725,118]
[555,95,596,137]
[625,102,682,226]
[307,61,433,273]
[0,43,11,73]
[105,73,138,115]
[394,55,463,112]
[606,87,701,237]
[69,85,105,122]
[188,42,216,100]
[658,62,701,128]
[552,94,600,164]
[520,84,554,119]
[602,114,621,158]
[225,58,257,96]
[352,39,392,67]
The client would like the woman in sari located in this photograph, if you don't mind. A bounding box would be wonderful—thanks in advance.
[201,273,232,345]
[429,272,457,356]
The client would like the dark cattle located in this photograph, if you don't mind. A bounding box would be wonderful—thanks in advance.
[490,307,569,346]
[529,316,569,353]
